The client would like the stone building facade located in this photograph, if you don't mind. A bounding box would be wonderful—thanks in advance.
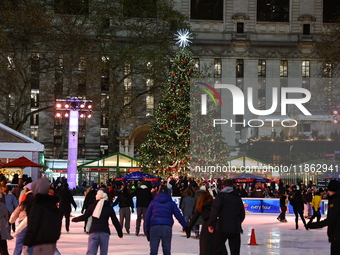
[17,0,340,164]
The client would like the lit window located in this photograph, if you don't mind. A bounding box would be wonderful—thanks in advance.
[302,61,310,78]
[214,59,222,78]
[146,95,154,116]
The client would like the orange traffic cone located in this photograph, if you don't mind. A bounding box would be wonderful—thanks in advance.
[248,229,258,245]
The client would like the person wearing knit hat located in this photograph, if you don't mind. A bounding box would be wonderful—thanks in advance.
[23,178,62,255]
[72,189,123,255]
[307,179,340,255]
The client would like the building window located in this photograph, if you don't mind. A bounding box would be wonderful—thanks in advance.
[100,145,108,157]
[303,24,310,35]
[100,128,108,144]
[54,0,89,15]
[31,53,39,72]
[236,59,244,90]
[302,60,310,92]
[146,95,154,116]
[258,97,266,110]
[236,59,244,78]
[30,126,38,140]
[258,60,266,78]
[323,62,332,78]
[101,56,109,91]
[323,62,333,106]
[30,113,39,125]
[31,89,39,108]
[258,60,266,110]
[323,0,340,23]
[123,0,157,18]
[214,59,222,78]
[7,53,14,70]
[237,23,244,33]
[54,128,63,136]
[280,60,288,87]
[190,0,223,20]
[235,115,244,132]
[257,0,289,22]
[302,61,310,78]
[193,58,200,71]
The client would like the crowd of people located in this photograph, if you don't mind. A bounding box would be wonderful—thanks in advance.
[0,173,339,255]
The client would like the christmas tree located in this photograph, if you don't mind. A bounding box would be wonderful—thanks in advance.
[139,30,229,178]
[138,55,193,176]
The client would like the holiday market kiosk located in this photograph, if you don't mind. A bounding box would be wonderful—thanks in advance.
[77,152,140,186]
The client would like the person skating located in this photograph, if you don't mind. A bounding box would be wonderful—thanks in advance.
[308,190,322,224]
[277,191,288,222]
[289,190,308,230]
[9,189,34,255]
[186,191,227,255]
[23,178,62,255]
[112,186,134,234]
[131,182,153,236]
[72,189,123,255]
[57,183,77,232]
[145,185,188,255]
[207,179,245,255]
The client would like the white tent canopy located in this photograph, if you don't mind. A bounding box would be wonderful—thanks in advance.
[0,123,44,181]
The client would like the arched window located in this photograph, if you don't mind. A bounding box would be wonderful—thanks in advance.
[257,0,289,22]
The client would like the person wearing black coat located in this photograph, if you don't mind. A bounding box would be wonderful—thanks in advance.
[58,183,77,232]
[307,180,340,255]
[207,179,245,255]
[23,178,62,255]
[72,190,123,255]
[112,187,134,234]
[186,191,227,255]
[131,182,153,236]
[289,190,308,230]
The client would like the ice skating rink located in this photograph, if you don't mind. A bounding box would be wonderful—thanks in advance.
[7,213,329,255]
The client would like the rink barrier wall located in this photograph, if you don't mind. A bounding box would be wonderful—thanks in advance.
[73,196,328,214]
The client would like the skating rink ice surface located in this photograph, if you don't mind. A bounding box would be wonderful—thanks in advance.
[7,213,329,255]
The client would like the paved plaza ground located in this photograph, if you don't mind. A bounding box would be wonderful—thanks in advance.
[7,213,330,255]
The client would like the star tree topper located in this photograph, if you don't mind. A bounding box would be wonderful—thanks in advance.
[174,29,193,48]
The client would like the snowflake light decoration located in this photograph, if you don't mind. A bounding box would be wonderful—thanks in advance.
[174,29,193,48]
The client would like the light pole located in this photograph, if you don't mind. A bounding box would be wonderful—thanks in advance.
[55,97,92,189]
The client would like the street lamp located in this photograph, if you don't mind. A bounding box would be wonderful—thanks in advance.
[55,97,92,189]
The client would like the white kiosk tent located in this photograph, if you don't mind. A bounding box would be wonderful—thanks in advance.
[0,123,44,181]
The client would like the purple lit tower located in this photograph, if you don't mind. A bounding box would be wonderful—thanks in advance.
[55,98,92,189]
